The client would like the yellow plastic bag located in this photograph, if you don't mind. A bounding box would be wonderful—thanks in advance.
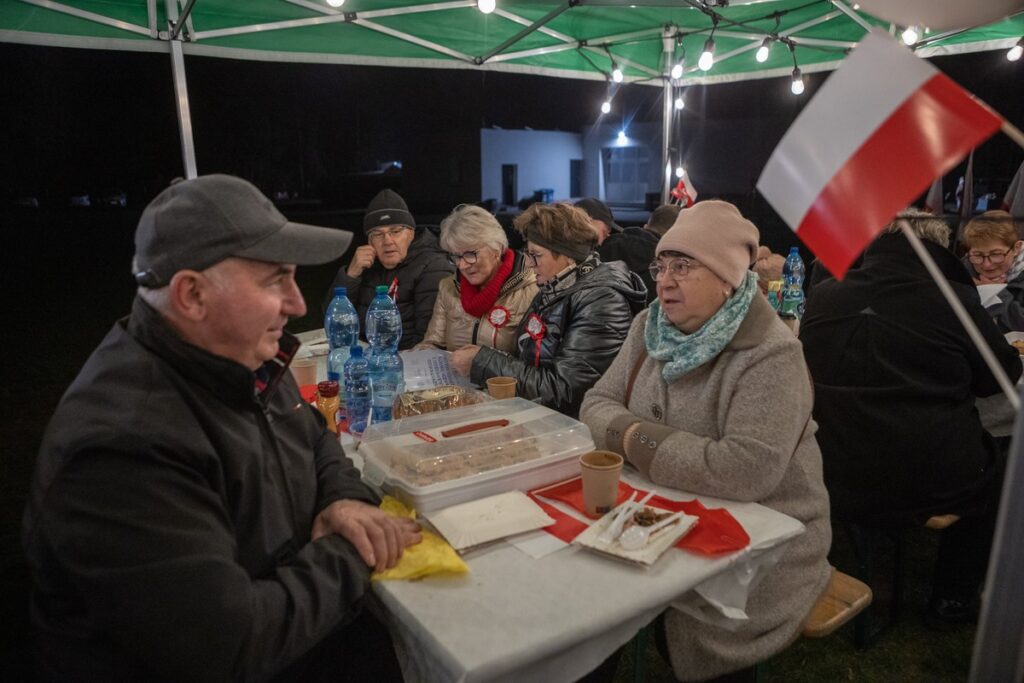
[372,496,469,581]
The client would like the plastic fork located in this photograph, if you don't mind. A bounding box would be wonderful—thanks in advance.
[598,489,657,544]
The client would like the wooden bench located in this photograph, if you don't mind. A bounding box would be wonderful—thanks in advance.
[802,567,873,638]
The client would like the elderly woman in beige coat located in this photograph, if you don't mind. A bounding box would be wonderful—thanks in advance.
[416,205,537,353]
[580,201,831,683]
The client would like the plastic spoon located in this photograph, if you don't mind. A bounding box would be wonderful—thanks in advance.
[598,493,638,544]
[618,510,688,550]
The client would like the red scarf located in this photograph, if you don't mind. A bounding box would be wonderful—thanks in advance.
[460,249,515,318]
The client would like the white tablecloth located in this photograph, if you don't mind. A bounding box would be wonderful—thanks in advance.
[371,472,805,683]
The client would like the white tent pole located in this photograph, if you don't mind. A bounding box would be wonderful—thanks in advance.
[165,0,197,179]
[661,28,673,205]
[899,222,1020,409]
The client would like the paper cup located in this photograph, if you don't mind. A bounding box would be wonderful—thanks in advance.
[486,376,517,399]
[579,450,624,518]
[290,357,319,388]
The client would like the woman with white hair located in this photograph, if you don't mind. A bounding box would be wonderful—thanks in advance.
[416,204,537,353]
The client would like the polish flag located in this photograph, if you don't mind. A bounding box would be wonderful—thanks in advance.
[757,29,1002,278]
[923,177,944,214]
[671,170,698,207]
[1003,160,1024,217]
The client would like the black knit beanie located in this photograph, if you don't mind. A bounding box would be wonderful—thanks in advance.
[363,189,416,233]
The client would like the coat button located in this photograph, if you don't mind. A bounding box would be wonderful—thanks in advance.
[651,405,663,420]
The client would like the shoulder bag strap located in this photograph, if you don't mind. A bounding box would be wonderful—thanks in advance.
[623,348,648,408]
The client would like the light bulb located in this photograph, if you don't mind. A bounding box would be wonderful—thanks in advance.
[617,130,627,143]
[674,96,684,110]
[901,25,919,45]
[755,38,770,63]
[670,62,683,80]
[698,38,715,71]
[477,0,496,14]
[1008,39,1023,62]
[791,67,805,95]
[600,100,611,114]
[612,66,623,83]
[675,166,685,178]
[326,0,345,7]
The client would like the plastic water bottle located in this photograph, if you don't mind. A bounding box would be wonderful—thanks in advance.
[780,247,806,320]
[343,346,371,437]
[366,285,402,351]
[324,287,360,382]
[365,285,404,424]
[369,348,404,424]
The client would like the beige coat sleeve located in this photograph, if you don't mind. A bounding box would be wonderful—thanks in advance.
[414,277,454,350]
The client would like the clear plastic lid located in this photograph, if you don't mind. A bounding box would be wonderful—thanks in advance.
[360,398,594,491]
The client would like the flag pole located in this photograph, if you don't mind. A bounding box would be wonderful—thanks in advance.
[899,222,1020,410]
[1002,121,1024,151]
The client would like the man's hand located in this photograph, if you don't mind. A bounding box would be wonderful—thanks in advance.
[346,245,377,278]
[976,273,1007,285]
[312,500,421,572]
[449,345,481,376]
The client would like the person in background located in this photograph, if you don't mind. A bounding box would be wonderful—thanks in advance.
[450,202,646,418]
[325,188,453,349]
[800,210,1020,628]
[415,204,537,353]
[752,245,785,297]
[575,197,623,245]
[580,200,830,683]
[962,209,1024,332]
[23,175,421,681]
[600,203,681,304]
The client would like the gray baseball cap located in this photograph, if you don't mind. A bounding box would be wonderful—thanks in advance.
[133,174,353,287]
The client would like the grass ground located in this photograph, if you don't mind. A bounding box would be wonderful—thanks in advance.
[1,209,977,681]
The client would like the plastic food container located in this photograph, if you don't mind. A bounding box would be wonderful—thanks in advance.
[360,398,595,513]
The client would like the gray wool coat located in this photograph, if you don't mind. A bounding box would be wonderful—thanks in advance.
[580,294,832,681]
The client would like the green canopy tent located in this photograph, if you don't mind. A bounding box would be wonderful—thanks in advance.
[3,0,1022,200]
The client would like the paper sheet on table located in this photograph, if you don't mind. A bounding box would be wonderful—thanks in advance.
[400,349,473,390]
[426,491,555,551]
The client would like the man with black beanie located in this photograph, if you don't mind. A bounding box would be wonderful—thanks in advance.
[325,188,453,349]
[599,204,681,305]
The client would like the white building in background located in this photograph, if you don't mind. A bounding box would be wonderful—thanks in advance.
[480,123,664,210]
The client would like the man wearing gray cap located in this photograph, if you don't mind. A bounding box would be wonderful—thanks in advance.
[23,175,420,681]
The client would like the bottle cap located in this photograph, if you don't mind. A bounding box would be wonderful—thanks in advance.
[317,380,340,397]
[375,284,389,294]
[334,286,347,296]
[349,346,363,357]
[789,246,799,255]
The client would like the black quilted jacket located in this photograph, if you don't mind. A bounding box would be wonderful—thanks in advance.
[471,256,647,417]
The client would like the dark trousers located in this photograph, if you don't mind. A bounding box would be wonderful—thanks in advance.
[274,610,405,683]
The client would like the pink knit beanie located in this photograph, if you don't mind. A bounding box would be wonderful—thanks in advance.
[655,200,760,287]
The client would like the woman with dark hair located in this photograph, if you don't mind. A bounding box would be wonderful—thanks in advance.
[449,202,646,418]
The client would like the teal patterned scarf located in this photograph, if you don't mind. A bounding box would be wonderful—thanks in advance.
[644,271,758,383]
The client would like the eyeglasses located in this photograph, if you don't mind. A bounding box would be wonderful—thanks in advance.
[447,250,479,266]
[368,226,410,244]
[649,257,701,282]
[522,250,544,267]
[968,248,1013,265]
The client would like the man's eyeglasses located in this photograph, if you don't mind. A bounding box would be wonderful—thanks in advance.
[368,226,410,244]
[649,257,701,282]
[522,250,543,267]
[968,248,1013,265]
[447,250,479,266]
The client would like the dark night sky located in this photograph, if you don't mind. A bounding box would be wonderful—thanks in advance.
[1,41,1021,214]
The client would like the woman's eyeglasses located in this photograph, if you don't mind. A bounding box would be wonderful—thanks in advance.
[447,250,479,266]
[522,250,543,267]
[649,257,700,282]
[968,248,1013,265]
[367,226,410,244]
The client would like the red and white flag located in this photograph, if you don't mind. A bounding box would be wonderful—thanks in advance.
[757,29,1002,278]
[671,170,698,207]
[1003,160,1024,216]
[923,176,944,214]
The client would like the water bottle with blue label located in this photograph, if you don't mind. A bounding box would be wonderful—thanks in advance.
[780,247,806,320]
[324,287,359,381]
[366,285,404,424]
